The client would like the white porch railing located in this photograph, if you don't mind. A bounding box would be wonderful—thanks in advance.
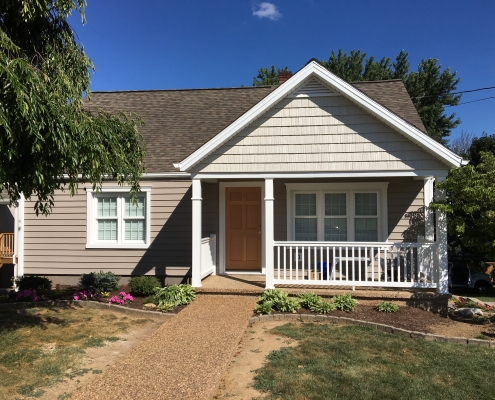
[273,241,437,288]
[200,234,217,279]
[0,233,15,259]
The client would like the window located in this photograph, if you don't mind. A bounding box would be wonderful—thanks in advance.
[287,183,388,242]
[86,187,151,249]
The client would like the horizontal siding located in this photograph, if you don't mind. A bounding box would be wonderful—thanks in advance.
[24,180,194,276]
[194,89,448,173]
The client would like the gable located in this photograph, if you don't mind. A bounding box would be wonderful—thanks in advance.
[191,79,448,173]
[180,61,463,172]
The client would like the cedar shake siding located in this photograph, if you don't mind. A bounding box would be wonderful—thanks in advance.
[84,87,276,173]
[23,180,194,283]
[192,80,447,173]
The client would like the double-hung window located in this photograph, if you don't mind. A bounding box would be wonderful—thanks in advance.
[86,187,151,249]
[288,183,388,242]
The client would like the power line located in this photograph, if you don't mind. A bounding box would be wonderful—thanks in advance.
[447,95,495,106]
[412,85,495,99]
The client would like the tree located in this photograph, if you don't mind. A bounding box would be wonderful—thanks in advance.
[254,50,462,144]
[430,152,495,259]
[0,0,146,215]
[449,130,475,159]
[253,65,288,86]
[468,133,495,166]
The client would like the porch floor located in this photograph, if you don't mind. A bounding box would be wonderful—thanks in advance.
[196,274,443,301]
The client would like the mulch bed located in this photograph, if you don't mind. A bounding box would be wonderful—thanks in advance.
[270,305,450,333]
[0,284,186,314]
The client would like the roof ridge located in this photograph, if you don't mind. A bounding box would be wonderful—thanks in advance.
[91,86,274,94]
[351,79,403,84]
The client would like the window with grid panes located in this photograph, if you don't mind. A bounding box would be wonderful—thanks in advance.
[294,193,317,241]
[290,186,384,242]
[87,188,150,248]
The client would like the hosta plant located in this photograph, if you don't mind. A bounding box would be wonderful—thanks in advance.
[333,294,358,312]
[297,292,335,314]
[254,289,300,314]
[375,301,399,313]
[151,284,196,311]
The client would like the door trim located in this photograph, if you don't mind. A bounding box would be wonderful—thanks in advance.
[219,182,265,275]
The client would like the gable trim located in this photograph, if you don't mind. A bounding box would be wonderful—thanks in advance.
[178,61,463,172]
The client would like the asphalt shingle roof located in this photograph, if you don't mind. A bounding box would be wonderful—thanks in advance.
[86,80,426,173]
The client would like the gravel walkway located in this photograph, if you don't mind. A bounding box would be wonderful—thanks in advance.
[71,295,257,400]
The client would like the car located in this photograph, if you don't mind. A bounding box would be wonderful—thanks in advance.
[449,262,493,294]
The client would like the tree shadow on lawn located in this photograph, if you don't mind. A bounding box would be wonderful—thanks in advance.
[0,304,83,332]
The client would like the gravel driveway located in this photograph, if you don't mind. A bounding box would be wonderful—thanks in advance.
[71,294,257,400]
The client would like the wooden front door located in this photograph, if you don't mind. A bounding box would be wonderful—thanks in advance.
[226,187,262,271]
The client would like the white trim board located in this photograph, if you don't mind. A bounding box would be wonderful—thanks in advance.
[218,182,265,275]
[178,61,463,172]
[193,170,448,180]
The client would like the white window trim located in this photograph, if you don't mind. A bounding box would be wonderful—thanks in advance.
[85,186,151,249]
[286,182,389,242]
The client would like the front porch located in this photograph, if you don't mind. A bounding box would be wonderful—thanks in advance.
[191,176,448,294]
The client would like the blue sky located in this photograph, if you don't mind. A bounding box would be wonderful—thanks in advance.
[69,0,495,143]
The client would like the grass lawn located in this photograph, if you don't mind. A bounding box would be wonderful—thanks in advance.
[253,323,495,400]
[0,305,156,399]
[451,290,495,303]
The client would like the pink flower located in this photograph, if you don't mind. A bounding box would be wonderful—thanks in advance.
[74,295,79,301]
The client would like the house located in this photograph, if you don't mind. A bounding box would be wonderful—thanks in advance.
[4,60,465,293]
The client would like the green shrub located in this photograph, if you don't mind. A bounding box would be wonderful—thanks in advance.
[152,284,196,309]
[297,292,335,314]
[254,301,273,315]
[128,276,161,297]
[15,276,52,292]
[255,289,300,315]
[333,294,358,312]
[79,271,121,293]
[375,301,399,313]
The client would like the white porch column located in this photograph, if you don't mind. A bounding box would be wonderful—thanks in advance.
[14,195,25,281]
[434,179,448,294]
[423,177,435,241]
[264,178,275,289]
[191,179,202,287]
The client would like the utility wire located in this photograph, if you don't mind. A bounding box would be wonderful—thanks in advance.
[447,95,495,106]
[412,85,495,99]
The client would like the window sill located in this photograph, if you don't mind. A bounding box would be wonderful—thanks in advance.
[85,243,150,250]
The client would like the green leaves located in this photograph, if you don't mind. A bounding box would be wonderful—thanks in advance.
[0,1,146,214]
[430,152,495,258]
[252,65,288,86]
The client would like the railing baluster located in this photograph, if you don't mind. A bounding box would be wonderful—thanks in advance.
[319,246,323,281]
[358,246,361,282]
[313,245,317,280]
[296,246,300,281]
[302,246,305,281]
[289,246,293,281]
[277,245,280,280]
[283,245,286,280]
[326,246,330,282]
[332,246,336,281]
[410,245,415,283]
